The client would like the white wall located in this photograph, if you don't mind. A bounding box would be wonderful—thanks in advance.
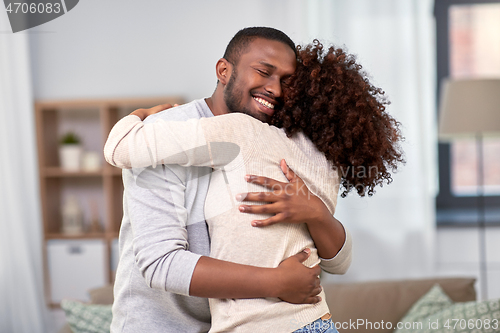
[436,226,500,300]
[28,0,312,101]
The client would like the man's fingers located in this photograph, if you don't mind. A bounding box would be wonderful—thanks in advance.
[312,285,322,296]
[292,248,311,263]
[311,264,321,276]
[304,274,322,304]
[300,295,322,304]
[311,296,321,304]
[314,276,321,288]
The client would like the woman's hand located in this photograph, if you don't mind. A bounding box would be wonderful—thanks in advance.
[236,159,329,227]
[237,159,346,260]
[130,103,179,120]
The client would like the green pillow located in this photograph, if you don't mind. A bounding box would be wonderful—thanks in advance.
[61,300,112,333]
[395,284,500,333]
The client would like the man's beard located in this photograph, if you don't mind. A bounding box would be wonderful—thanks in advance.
[223,69,270,123]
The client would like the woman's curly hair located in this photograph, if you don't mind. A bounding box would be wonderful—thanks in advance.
[271,40,405,197]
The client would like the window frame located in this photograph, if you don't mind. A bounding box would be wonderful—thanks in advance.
[434,0,500,226]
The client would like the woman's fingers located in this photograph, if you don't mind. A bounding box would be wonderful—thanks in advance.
[249,213,288,227]
[130,103,176,120]
[237,191,279,203]
[245,174,287,191]
[280,159,297,182]
[149,103,174,115]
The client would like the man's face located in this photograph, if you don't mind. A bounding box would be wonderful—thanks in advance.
[223,38,296,123]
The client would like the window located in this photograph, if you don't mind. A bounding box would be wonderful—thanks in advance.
[435,0,500,225]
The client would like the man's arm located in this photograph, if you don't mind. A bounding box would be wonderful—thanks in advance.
[191,249,322,303]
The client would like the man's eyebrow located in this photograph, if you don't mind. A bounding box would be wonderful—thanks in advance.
[257,61,276,70]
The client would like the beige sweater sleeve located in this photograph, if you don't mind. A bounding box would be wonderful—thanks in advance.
[103,115,141,169]
[104,114,253,170]
[319,228,352,274]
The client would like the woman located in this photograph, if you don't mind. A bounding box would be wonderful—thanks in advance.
[104,41,403,333]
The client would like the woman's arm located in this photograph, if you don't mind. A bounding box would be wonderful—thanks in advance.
[238,160,352,273]
[104,114,246,170]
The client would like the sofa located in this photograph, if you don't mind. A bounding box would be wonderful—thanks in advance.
[323,277,477,333]
[59,277,479,333]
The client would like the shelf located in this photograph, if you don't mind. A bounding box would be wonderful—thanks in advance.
[104,166,123,176]
[107,232,120,239]
[42,167,123,177]
[46,233,106,240]
[43,167,103,178]
[45,232,120,241]
[36,96,185,306]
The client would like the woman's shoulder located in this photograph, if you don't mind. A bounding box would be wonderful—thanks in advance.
[217,112,264,126]
[289,131,337,177]
[202,112,281,136]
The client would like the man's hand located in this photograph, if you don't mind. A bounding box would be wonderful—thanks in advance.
[189,249,322,304]
[237,159,346,260]
[275,248,322,304]
[130,103,179,120]
[237,159,329,227]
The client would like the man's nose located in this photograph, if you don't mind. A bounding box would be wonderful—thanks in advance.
[264,76,282,98]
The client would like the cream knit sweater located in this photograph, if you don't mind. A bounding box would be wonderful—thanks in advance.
[104,112,352,332]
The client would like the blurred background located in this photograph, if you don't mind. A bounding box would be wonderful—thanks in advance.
[1,0,499,332]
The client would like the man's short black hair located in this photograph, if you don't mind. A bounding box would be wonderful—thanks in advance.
[223,27,296,65]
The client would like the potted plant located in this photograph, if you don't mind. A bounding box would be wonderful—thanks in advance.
[59,132,82,171]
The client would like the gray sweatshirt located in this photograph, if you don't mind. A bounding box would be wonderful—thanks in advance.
[110,99,213,332]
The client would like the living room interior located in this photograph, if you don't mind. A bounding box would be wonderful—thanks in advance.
[1,0,499,332]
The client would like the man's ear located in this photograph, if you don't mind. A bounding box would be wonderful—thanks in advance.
[216,58,232,86]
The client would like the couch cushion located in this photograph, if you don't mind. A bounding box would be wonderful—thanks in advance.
[323,277,476,333]
[61,300,112,333]
[395,284,500,333]
[88,285,114,305]
[59,285,114,333]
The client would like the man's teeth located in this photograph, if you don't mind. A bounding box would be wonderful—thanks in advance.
[254,97,275,109]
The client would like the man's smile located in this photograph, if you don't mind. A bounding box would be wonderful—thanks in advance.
[253,96,275,110]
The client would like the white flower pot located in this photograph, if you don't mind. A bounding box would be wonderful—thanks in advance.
[59,144,82,171]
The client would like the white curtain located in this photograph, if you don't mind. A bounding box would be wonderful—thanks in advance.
[299,0,438,283]
[0,14,50,333]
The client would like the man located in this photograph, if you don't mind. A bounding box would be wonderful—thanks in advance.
[110,27,351,332]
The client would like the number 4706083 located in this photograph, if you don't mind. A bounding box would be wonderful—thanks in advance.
[444,318,499,330]
[5,2,61,14]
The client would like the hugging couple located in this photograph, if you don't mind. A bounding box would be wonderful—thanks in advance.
[104,26,403,333]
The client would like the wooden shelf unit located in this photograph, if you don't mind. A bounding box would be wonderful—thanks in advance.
[35,96,184,306]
